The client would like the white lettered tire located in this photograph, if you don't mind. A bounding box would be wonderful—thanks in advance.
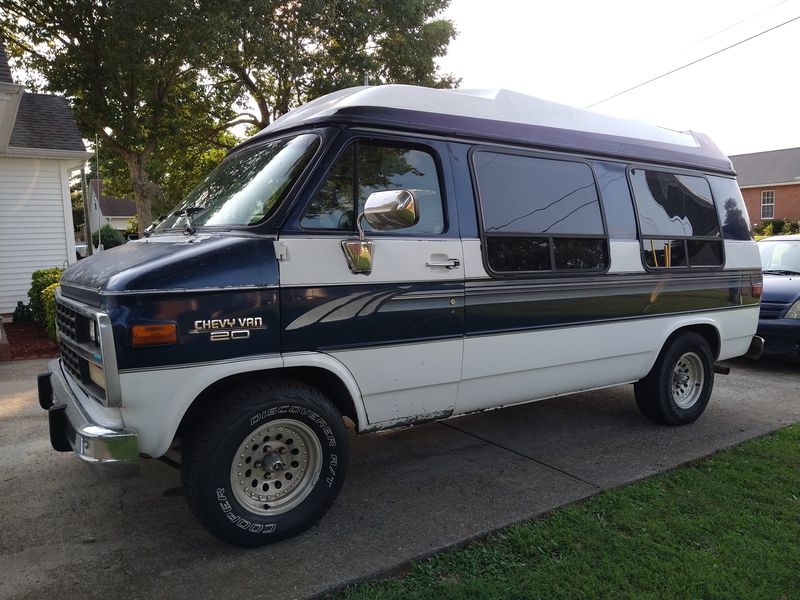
[182,378,349,546]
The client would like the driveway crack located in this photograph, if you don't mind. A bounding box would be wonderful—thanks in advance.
[439,421,601,490]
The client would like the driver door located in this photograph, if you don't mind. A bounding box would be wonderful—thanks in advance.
[277,134,464,428]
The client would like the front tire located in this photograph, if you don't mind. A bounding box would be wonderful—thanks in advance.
[182,379,349,547]
[634,332,714,426]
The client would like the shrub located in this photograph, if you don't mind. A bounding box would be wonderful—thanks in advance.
[785,220,800,234]
[91,224,125,249]
[42,283,60,341]
[28,267,64,326]
[771,219,785,235]
[12,301,34,322]
[762,222,774,237]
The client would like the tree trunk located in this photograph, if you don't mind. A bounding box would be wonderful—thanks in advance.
[124,153,162,235]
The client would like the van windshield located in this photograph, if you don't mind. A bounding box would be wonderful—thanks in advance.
[154,133,320,231]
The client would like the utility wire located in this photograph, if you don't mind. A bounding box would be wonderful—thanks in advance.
[689,0,790,46]
[587,14,800,108]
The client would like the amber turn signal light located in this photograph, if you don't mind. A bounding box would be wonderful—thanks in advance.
[132,323,177,347]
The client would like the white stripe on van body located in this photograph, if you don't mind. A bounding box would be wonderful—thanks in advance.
[455,305,758,415]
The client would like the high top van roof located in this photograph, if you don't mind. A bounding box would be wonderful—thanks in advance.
[246,85,734,175]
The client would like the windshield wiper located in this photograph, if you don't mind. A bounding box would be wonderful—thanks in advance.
[173,206,206,235]
[762,269,800,275]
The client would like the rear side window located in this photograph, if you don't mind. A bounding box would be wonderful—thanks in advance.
[473,151,608,275]
[300,141,445,235]
[629,169,723,268]
[709,176,753,241]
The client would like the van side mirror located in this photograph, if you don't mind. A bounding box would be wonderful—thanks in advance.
[363,190,419,231]
[341,190,419,275]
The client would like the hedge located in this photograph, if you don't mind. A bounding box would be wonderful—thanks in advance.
[91,224,125,249]
[42,283,60,341]
[28,267,64,326]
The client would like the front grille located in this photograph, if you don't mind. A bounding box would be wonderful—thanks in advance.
[54,296,103,400]
[55,300,78,341]
[759,301,790,319]
[60,341,82,381]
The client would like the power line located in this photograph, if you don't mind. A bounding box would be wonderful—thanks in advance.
[587,14,800,108]
[689,0,790,46]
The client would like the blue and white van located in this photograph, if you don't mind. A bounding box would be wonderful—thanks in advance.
[38,85,763,546]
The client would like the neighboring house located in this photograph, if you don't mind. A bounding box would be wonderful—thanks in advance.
[729,147,800,228]
[0,38,91,316]
[88,179,137,232]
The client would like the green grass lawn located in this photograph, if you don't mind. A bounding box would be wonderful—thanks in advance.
[337,424,800,600]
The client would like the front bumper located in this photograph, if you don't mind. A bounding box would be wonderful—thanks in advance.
[39,358,139,474]
[757,319,800,357]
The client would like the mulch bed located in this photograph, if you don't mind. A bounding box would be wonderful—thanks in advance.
[3,321,59,360]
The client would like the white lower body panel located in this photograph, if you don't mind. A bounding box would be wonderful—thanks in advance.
[456,306,758,414]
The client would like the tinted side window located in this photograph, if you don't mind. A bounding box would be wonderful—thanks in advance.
[709,176,753,241]
[476,152,603,235]
[301,141,445,235]
[630,170,719,237]
[473,151,607,274]
[630,168,723,269]
[590,160,638,239]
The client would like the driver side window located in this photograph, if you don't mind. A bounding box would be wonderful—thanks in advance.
[301,140,445,234]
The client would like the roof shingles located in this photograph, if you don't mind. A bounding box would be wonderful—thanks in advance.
[8,93,86,152]
[729,147,800,187]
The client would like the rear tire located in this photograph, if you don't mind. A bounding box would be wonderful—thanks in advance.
[182,378,349,547]
[634,332,714,426]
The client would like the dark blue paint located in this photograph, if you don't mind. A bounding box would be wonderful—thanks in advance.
[251,106,734,176]
[61,235,280,293]
[281,282,464,352]
[108,289,281,371]
[464,272,757,336]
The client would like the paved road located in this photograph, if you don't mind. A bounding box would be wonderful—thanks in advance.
[1,356,798,600]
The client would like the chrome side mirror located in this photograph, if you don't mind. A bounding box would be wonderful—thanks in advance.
[341,190,419,275]
[363,190,419,231]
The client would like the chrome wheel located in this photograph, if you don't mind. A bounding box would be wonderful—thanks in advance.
[230,419,323,516]
[671,352,705,409]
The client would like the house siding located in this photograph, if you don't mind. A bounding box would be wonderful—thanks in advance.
[0,157,73,314]
[742,183,800,228]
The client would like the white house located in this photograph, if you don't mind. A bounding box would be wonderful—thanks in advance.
[88,179,137,233]
[0,39,91,316]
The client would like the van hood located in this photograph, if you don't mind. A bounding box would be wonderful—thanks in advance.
[60,234,279,295]
[761,273,800,304]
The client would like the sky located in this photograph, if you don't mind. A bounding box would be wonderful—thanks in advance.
[435,0,800,156]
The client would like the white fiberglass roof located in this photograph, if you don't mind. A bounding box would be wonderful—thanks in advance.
[265,84,700,148]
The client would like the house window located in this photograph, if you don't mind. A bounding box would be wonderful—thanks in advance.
[472,151,608,275]
[629,168,722,268]
[761,190,775,220]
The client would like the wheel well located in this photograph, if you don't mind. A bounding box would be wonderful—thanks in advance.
[176,367,360,441]
[667,324,720,360]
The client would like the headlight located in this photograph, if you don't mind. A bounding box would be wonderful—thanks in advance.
[89,320,97,343]
[786,300,800,319]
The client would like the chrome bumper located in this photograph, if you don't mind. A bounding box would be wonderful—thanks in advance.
[744,335,765,360]
[39,358,139,475]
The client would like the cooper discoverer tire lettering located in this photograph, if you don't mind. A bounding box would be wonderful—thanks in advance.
[182,378,349,547]
[634,332,715,426]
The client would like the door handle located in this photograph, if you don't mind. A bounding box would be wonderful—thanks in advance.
[426,258,461,269]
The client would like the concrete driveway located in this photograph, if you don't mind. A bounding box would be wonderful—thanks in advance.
[1,356,798,600]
